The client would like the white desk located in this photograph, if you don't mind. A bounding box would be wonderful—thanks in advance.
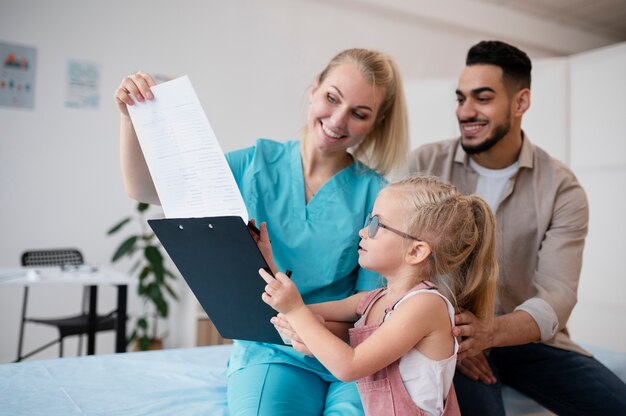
[0,266,135,356]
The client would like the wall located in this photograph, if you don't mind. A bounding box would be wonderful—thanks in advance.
[0,0,620,363]
[567,43,626,352]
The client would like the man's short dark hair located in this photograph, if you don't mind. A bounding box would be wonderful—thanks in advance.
[466,40,532,91]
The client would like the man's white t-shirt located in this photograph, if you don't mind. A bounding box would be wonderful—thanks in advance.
[469,158,520,212]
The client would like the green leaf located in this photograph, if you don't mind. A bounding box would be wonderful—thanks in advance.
[111,235,138,262]
[137,202,150,212]
[153,265,164,284]
[139,335,150,351]
[155,298,168,318]
[145,246,164,283]
[144,246,163,265]
[148,283,163,302]
[145,283,167,318]
[137,317,148,329]
[164,282,178,300]
[139,266,150,281]
[128,246,138,257]
[165,269,178,280]
[107,217,131,235]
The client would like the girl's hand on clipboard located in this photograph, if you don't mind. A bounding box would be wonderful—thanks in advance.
[259,269,303,315]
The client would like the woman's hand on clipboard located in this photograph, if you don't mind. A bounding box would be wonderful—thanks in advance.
[248,219,278,275]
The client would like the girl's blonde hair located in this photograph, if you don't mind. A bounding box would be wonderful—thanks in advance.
[308,48,409,176]
[386,175,498,322]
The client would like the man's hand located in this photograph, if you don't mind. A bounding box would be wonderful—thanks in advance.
[453,309,494,361]
[456,353,497,385]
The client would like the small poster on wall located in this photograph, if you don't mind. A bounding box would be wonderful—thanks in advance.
[65,59,100,109]
[0,41,36,109]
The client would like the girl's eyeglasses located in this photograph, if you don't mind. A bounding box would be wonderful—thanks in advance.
[365,214,421,241]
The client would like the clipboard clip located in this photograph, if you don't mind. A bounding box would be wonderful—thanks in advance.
[179,223,214,230]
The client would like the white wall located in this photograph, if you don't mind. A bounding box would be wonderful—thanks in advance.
[405,57,571,159]
[0,0,621,363]
[567,43,626,352]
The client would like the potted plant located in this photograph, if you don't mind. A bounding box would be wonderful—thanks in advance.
[107,202,178,350]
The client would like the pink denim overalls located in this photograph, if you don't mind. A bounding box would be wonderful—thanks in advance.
[348,281,461,416]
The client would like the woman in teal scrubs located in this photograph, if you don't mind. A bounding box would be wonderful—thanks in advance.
[115,48,409,415]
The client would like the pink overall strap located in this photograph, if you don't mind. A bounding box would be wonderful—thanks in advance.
[442,383,461,416]
[356,287,386,316]
[384,280,438,316]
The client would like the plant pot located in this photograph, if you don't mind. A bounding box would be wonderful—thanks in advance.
[133,338,163,351]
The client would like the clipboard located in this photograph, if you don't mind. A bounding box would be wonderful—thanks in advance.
[148,216,284,345]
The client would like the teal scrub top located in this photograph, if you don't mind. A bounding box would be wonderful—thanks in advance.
[225,139,385,377]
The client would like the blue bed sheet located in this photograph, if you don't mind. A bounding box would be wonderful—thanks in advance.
[1,343,624,415]
[0,345,231,416]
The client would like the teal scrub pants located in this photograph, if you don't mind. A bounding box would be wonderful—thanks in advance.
[227,363,365,416]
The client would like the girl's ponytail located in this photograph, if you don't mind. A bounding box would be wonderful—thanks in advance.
[456,195,498,322]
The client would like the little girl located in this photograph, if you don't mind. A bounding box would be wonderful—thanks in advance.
[258,175,498,416]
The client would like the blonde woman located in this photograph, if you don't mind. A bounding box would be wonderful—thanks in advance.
[114,48,408,415]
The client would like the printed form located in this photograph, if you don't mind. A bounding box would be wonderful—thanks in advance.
[127,76,248,222]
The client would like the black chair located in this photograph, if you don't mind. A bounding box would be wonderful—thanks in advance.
[15,249,116,361]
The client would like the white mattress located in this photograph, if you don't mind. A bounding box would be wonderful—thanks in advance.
[1,343,623,415]
[0,345,231,416]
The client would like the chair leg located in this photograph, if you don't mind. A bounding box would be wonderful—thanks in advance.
[16,338,61,361]
[15,287,29,362]
[59,338,64,358]
[77,335,83,356]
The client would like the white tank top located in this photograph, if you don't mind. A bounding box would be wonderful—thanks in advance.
[396,289,458,416]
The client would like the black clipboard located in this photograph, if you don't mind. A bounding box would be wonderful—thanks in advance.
[148,216,284,345]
